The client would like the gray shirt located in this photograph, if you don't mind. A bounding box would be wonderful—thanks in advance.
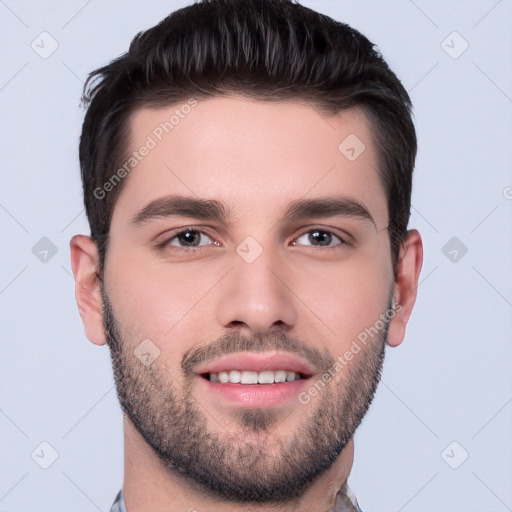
[110,483,364,511]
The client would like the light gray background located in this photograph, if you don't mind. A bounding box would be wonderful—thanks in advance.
[1,1,511,511]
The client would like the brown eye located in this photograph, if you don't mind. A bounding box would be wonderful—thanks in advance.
[294,229,345,247]
[167,229,214,248]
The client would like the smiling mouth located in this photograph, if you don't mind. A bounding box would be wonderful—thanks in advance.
[200,369,313,384]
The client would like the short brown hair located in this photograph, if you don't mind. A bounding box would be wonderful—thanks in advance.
[79,0,416,274]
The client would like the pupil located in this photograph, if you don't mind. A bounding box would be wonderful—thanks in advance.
[180,231,198,246]
[310,230,331,246]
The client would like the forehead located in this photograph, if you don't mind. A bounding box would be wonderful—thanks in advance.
[111,97,387,228]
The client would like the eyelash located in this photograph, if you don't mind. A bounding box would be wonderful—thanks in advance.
[155,227,350,251]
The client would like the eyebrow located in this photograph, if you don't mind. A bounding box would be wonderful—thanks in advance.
[129,194,376,227]
[130,195,231,226]
[283,196,375,227]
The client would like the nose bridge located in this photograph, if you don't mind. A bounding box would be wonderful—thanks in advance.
[216,236,298,334]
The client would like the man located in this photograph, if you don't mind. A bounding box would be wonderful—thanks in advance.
[70,0,423,510]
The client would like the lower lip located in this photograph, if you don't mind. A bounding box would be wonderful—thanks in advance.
[198,376,311,407]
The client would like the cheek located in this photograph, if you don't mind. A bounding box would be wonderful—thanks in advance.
[105,251,211,347]
[295,243,393,351]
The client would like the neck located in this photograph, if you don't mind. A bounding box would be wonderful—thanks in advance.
[122,415,355,512]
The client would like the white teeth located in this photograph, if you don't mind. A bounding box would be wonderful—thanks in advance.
[241,371,258,384]
[286,370,296,382]
[274,370,287,383]
[258,370,274,384]
[207,370,303,384]
[229,370,241,383]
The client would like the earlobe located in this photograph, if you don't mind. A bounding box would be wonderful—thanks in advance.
[387,229,423,348]
[69,234,107,346]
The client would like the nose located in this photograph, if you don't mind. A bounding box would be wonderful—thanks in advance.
[215,243,299,336]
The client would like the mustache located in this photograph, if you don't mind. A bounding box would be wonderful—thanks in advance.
[181,330,333,376]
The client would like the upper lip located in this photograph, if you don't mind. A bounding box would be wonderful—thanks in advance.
[194,351,316,377]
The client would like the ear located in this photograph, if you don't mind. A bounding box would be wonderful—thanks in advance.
[387,229,423,348]
[69,234,106,346]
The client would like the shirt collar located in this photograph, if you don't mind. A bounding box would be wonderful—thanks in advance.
[110,484,363,512]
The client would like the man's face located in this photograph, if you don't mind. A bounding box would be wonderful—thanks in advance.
[102,98,395,503]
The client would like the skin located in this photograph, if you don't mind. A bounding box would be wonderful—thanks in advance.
[70,97,423,512]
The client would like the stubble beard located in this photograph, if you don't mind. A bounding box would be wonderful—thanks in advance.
[101,284,389,505]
